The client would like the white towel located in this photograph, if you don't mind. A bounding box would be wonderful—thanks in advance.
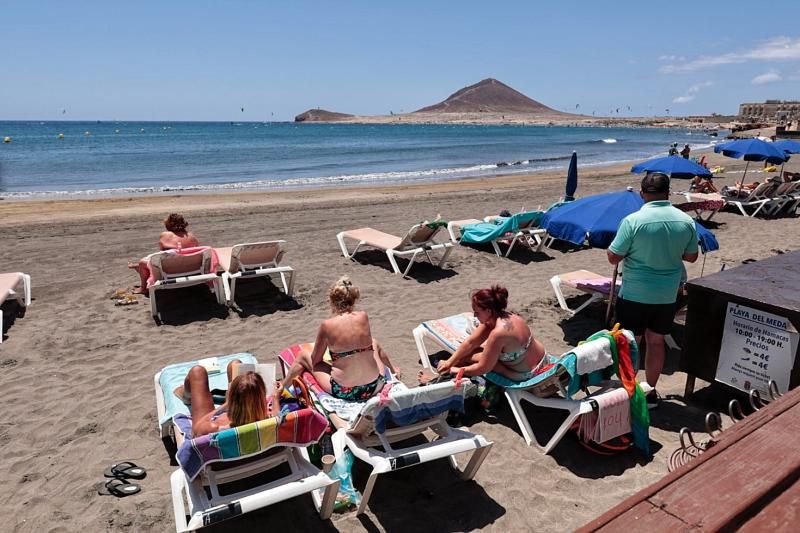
[578,388,631,443]
[573,337,613,375]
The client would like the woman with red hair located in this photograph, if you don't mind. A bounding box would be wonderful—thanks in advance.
[419,285,546,383]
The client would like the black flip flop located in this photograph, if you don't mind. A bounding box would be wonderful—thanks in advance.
[97,478,141,497]
[104,461,147,480]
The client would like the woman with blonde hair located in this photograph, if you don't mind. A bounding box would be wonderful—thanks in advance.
[177,359,277,437]
[282,276,399,401]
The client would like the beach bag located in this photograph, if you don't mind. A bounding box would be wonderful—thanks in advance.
[277,377,312,415]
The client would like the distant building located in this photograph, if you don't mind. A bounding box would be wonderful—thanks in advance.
[739,100,800,121]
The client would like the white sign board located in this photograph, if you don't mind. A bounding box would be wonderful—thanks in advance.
[716,303,799,395]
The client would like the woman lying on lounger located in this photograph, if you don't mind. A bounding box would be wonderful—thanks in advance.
[419,285,546,384]
[282,276,399,402]
[129,213,200,294]
[176,359,278,437]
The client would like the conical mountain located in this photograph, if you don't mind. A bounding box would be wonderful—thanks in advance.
[415,78,565,115]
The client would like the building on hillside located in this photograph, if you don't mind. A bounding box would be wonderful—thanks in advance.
[739,100,800,122]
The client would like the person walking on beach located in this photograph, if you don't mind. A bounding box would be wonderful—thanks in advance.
[668,143,678,156]
[680,144,691,159]
[607,173,698,409]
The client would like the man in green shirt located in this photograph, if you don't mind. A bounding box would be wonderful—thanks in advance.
[607,173,698,408]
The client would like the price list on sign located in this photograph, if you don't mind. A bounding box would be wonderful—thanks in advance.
[716,302,799,395]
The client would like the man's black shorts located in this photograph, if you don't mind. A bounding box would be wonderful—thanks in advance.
[614,298,674,336]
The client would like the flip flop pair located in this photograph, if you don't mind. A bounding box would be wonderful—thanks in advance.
[97,478,141,497]
[97,462,146,498]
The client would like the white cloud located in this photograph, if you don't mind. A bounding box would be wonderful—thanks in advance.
[751,70,783,85]
[672,81,713,104]
[659,36,800,74]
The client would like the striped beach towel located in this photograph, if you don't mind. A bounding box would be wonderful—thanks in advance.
[174,407,328,481]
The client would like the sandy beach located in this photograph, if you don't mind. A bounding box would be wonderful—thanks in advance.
[1,151,798,533]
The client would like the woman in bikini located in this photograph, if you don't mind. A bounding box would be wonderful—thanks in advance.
[177,359,277,437]
[130,213,200,294]
[282,277,399,401]
[419,285,546,383]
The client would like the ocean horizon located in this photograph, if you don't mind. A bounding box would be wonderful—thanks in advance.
[0,121,719,199]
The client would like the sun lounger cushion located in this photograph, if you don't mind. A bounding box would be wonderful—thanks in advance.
[342,228,403,250]
[157,353,257,425]
[460,211,542,244]
[0,273,24,305]
[173,408,328,481]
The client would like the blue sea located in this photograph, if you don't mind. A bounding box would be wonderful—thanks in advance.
[0,121,719,198]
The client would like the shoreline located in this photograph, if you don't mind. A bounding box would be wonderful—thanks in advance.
[0,159,638,224]
[0,146,730,224]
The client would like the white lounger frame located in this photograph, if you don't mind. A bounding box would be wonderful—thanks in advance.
[0,272,31,343]
[336,225,454,277]
[549,272,611,317]
[220,241,295,304]
[154,370,339,532]
[149,251,225,322]
[449,217,546,257]
[413,321,650,453]
[332,409,493,515]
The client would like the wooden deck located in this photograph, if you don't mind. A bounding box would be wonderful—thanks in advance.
[578,387,800,532]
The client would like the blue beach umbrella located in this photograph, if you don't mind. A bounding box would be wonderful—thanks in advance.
[772,139,800,154]
[773,140,800,177]
[713,138,789,163]
[714,138,789,192]
[540,189,644,248]
[631,155,712,179]
[565,151,578,201]
[540,188,719,252]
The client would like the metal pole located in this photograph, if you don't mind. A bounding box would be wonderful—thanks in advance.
[737,160,750,194]
[605,263,619,327]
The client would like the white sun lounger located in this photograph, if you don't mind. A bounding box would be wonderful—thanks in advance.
[215,241,295,304]
[413,314,651,453]
[149,248,225,322]
[278,346,492,515]
[0,272,31,343]
[336,223,454,277]
[550,269,619,316]
[763,181,800,217]
[720,181,778,217]
[154,356,338,532]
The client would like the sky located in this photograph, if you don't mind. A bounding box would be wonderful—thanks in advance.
[2,1,799,121]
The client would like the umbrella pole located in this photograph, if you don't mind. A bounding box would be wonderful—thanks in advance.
[605,263,619,327]
[738,161,750,194]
